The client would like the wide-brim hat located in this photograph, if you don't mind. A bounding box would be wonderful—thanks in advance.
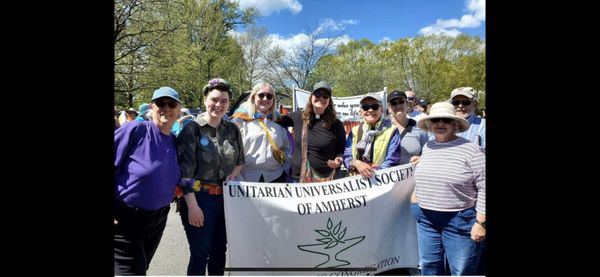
[138,103,150,115]
[417,102,470,132]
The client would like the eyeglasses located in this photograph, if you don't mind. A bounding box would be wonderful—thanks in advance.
[407,97,415,100]
[155,99,179,109]
[389,99,405,106]
[430,118,453,124]
[451,100,472,106]
[257,93,274,100]
[313,91,329,99]
[361,103,381,111]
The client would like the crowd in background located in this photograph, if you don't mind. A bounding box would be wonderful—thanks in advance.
[114,80,486,276]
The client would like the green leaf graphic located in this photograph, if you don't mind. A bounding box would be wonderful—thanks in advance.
[327,218,333,229]
[338,227,347,240]
[316,229,330,237]
[333,221,342,235]
[326,240,339,249]
[317,237,332,243]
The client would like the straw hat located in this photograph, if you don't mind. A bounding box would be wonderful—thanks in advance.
[417,102,470,132]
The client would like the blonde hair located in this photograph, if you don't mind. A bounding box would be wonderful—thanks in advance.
[245,82,279,121]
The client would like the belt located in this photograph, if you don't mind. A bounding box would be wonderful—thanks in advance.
[193,180,223,195]
[115,201,169,216]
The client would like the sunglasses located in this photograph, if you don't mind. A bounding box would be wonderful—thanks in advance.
[313,91,329,99]
[430,118,453,124]
[451,100,472,106]
[361,103,381,111]
[389,99,405,106]
[257,93,274,100]
[155,99,179,109]
[407,97,415,100]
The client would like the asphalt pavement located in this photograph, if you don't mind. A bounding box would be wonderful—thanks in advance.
[147,202,189,276]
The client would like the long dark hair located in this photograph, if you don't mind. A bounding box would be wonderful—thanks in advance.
[302,96,337,129]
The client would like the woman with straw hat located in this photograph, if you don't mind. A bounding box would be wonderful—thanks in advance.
[411,101,486,275]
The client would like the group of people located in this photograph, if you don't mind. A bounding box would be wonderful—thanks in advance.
[114,78,486,275]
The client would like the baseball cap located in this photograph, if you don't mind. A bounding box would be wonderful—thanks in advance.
[152,87,181,102]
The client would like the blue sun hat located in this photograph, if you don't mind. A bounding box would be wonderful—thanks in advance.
[138,103,150,115]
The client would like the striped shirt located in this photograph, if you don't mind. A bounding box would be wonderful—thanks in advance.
[414,137,485,214]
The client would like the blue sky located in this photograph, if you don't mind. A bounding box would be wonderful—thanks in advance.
[235,0,485,46]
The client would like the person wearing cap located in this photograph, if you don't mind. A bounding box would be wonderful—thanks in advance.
[114,86,182,275]
[414,99,428,113]
[410,102,486,275]
[278,81,346,183]
[171,107,195,137]
[175,78,245,275]
[343,92,401,178]
[405,89,427,122]
[450,87,485,152]
[230,82,292,183]
[386,91,429,165]
[134,103,151,122]
[119,107,139,126]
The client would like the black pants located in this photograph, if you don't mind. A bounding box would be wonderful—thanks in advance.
[114,202,170,275]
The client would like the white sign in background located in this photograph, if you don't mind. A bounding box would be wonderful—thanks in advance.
[293,88,387,122]
[224,164,418,275]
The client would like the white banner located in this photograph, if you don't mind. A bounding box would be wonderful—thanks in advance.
[293,88,387,122]
[224,164,418,275]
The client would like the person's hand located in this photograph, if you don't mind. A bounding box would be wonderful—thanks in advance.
[327,157,343,169]
[354,160,374,178]
[225,173,237,182]
[471,222,486,242]
[410,191,417,203]
[410,156,421,167]
[187,204,205,228]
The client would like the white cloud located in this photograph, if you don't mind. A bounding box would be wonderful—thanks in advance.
[419,0,485,37]
[380,37,393,43]
[237,0,302,16]
[269,33,351,55]
[315,18,359,34]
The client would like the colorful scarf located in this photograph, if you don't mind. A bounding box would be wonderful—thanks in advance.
[355,118,391,162]
[230,102,280,124]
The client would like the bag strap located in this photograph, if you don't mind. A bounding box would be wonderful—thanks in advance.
[399,124,411,139]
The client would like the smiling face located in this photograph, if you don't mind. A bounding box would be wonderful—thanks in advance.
[360,98,382,126]
[204,88,229,118]
[388,96,408,121]
[311,89,330,114]
[151,97,181,130]
[253,85,274,114]
[204,88,230,119]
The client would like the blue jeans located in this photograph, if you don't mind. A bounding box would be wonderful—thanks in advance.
[179,192,227,275]
[410,203,482,275]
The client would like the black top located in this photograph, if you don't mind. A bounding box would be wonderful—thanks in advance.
[278,111,346,178]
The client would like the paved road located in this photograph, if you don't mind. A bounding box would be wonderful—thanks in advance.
[147,202,189,276]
